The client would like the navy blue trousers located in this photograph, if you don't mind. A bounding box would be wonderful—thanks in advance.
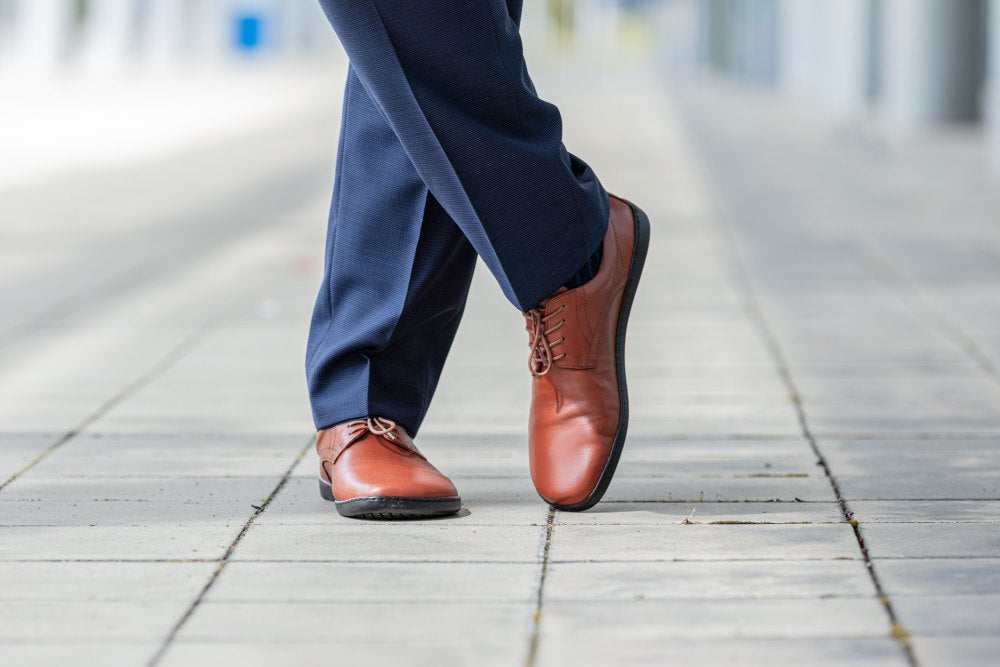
[306,0,609,434]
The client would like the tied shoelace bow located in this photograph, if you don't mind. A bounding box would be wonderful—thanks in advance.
[526,303,567,377]
[345,417,400,442]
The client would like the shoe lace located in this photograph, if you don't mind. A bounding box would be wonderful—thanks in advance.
[526,303,567,377]
[345,416,400,442]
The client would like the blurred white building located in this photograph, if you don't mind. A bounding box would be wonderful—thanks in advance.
[0,0,344,190]
[0,0,335,76]
[662,0,1000,172]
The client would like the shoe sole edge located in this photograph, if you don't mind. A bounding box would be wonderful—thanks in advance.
[549,198,650,512]
[318,478,461,520]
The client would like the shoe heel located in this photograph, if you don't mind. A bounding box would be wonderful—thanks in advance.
[318,477,335,502]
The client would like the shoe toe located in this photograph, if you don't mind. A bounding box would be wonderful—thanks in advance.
[531,437,608,508]
[366,466,457,499]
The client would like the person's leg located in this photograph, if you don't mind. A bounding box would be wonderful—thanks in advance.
[316,0,609,312]
[310,0,648,520]
[306,66,478,437]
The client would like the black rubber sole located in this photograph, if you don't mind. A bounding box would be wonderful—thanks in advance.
[549,199,650,512]
[319,478,461,520]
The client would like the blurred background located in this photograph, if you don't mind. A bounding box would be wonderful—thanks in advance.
[1,0,998,431]
[1,0,998,414]
[0,0,997,188]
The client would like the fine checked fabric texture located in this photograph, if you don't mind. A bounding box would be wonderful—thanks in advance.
[306,0,610,434]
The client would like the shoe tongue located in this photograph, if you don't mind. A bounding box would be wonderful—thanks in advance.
[545,286,570,309]
[543,286,570,305]
[524,287,570,323]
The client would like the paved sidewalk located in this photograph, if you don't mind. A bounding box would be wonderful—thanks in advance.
[1,66,998,667]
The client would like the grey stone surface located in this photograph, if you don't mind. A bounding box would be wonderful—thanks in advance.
[231,524,542,563]
[861,523,1000,558]
[544,560,873,600]
[910,637,1000,667]
[161,642,522,667]
[893,595,1000,635]
[26,433,309,478]
[850,500,1000,523]
[0,476,282,526]
[208,562,538,603]
[0,434,60,482]
[536,638,909,667]
[838,475,1000,500]
[0,646,157,667]
[0,601,191,641]
[1,55,998,666]
[0,525,239,560]
[601,476,837,502]
[175,601,532,644]
[0,562,215,601]
[876,559,1000,596]
[539,598,890,639]
[819,439,1000,478]
[554,500,844,525]
[548,524,860,562]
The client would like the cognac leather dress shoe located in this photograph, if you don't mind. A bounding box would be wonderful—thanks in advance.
[316,417,460,519]
[524,195,649,511]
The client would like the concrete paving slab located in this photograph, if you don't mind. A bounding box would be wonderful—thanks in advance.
[615,457,820,476]
[861,523,1000,558]
[0,476,281,526]
[850,500,1000,523]
[548,524,860,562]
[0,561,215,601]
[0,433,61,482]
[26,432,308,478]
[544,559,874,601]
[625,417,804,438]
[911,637,1000,667]
[876,559,1000,596]
[0,525,238,560]
[838,475,1000,500]
[208,562,537,603]
[554,501,844,525]
[808,417,1000,436]
[893,594,1000,636]
[601,476,836,502]
[536,638,909,667]
[231,523,543,562]
[176,601,532,644]
[820,439,1000,461]
[0,600,190,641]
[161,641,522,667]
[621,437,812,459]
[539,598,890,639]
[0,645,156,667]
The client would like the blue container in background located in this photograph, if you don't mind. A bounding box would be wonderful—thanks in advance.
[233,11,268,53]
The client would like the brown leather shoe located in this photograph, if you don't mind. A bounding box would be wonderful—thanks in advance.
[524,195,649,511]
[316,417,460,519]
